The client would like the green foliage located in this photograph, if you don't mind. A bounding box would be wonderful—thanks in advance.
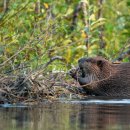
[0,0,130,74]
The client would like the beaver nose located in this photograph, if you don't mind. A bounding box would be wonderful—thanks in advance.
[78,58,87,64]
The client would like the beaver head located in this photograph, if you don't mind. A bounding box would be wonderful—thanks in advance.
[78,57,113,85]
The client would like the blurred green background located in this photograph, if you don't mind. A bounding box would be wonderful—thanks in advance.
[0,0,130,74]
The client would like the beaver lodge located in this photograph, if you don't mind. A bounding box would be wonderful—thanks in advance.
[0,71,86,105]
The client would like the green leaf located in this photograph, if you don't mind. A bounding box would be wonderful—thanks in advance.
[91,18,106,31]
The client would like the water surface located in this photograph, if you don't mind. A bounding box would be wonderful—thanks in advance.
[1,98,130,130]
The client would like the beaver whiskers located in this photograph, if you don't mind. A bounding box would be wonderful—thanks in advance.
[81,71,112,88]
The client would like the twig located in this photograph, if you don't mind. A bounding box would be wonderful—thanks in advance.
[81,1,88,27]
[31,56,65,79]
[0,0,10,20]
[81,1,89,56]
[71,2,81,30]
[0,2,30,27]
[44,56,65,68]
[97,0,106,53]
[112,39,130,61]
[0,33,44,68]
[113,49,130,62]
[0,46,27,67]
[13,56,65,89]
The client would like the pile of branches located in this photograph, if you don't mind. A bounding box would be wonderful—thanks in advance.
[0,71,86,105]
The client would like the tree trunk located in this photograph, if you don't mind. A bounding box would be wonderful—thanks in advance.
[3,0,9,13]
[35,0,40,14]
[97,0,106,55]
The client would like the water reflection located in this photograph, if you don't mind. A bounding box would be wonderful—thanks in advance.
[1,101,130,130]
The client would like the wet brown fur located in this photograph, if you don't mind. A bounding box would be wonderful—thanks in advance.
[70,57,130,96]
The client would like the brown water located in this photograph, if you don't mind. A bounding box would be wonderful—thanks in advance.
[1,98,130,130]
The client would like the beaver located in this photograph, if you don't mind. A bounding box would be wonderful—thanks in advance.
[70,56,130,96]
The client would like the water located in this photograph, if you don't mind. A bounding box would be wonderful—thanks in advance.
[1,98,130,130]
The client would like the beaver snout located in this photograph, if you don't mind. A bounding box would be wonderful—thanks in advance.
[78,58,87,68]
[78,58,87,64]
[78,57,90,68]
[78,57,92,64]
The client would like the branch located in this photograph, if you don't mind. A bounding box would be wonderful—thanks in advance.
[44,56,65,68]
[112,39,130,62]
[28,56,65,79]
[0,2,30,27]
[113,49,130,62]
[97,0,106,52]
[81,1,89,55]
[81,1,89,26]
[71,2,81,30]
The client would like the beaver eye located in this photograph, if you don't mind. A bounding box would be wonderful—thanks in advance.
[97,60,103,67]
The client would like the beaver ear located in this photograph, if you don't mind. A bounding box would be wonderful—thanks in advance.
[97,60,103,68]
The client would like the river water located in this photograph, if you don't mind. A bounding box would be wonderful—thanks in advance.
[1,97,130,130]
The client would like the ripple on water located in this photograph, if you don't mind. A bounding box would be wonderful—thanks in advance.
[61,97,130,105]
